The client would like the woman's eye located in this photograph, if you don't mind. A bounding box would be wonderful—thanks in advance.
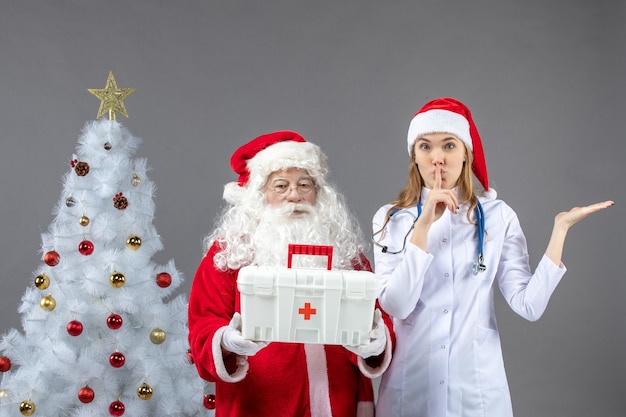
[445,143,455,149]
[419,143,429,150]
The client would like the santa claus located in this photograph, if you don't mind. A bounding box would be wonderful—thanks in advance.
[188,131,393,417]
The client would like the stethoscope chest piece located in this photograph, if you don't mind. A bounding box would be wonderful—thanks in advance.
[472,253,486,275]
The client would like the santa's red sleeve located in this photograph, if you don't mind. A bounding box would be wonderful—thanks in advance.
[188,242,246,382]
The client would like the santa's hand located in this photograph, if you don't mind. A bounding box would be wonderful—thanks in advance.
[221,312,268,356]
[343,309,386,358]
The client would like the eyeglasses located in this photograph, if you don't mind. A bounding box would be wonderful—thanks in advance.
[268,179,316,195]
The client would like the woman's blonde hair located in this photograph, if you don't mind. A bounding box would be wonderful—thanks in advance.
[386,145,478,223]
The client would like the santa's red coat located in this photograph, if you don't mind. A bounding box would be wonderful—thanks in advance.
[188,242,394,417]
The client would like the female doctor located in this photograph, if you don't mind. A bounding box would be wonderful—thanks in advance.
[372,97,613,417]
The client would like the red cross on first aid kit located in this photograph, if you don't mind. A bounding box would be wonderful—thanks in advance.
[237,244,379,345]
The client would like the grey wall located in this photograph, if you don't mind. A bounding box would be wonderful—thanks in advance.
[0,1,624,416]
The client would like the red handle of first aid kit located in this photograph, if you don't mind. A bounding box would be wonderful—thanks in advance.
[288,244,334,270]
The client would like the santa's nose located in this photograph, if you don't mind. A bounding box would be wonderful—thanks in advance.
[285,187,304,202]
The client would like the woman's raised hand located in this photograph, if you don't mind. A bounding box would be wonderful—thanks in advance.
[554,200,614,231]
[546,200,614,266]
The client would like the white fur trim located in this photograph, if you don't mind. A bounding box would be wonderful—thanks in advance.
[213,325,249,382]
[475,184,497,200]
[223,181,245,205]
[407,109,472,155]
[304,344,333,417]
[357,325,393,379]
[246,141,327,185]
[481,187,497,200]
[357,401,375,417]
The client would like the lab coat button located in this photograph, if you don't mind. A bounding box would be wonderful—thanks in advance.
[441,345,446,349]
[443,309,449,313]
[444,273,449,277]
[440,380,445,384]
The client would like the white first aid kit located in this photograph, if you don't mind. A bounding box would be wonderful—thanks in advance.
[237,244,379,345]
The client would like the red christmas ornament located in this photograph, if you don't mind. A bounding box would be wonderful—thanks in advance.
[78,240,94,256]
[77,386,95,403]
[109,352,125,368]
[156,272,172,288]
[0,356,11,372]
[44,250,60,266]
[107,314,123,330]
[186,348,194,365]
[109,400,125,416]
[203,394,216,410]
[67,320,84,336]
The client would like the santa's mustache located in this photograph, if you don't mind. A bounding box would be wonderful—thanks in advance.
[270,202,315,217]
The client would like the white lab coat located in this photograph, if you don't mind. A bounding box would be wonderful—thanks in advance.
[373,189,566,417]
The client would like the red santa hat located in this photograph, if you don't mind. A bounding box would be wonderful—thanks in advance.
[224,130,328,204]
[407,97,491,194]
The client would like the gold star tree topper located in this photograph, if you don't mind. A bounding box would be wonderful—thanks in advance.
[87,71,136,120]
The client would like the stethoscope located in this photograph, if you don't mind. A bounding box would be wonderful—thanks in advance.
[372,200,487,275]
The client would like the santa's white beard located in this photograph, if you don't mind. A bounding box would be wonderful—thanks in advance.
[250,202,335,268]
[210,187,365,272]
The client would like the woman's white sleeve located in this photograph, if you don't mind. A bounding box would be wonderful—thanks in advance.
[372,207,433,319]
[496,209,567,321]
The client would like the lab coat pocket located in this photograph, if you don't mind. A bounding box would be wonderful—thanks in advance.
[474,326,508,390]
[480,386,513,417]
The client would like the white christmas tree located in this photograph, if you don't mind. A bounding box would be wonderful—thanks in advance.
[0,72,215,417]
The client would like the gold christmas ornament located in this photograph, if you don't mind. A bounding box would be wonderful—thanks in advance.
[125,235,142,250]
[19,400,35,416]
[131,173,141,186]
[87,71,136,120]
[149,328,166,344]
[40,295,56,311]
[79,215,90,226]
[109,272,126,288]
[65,197,76,207]
[34,273,50,290]
[137,383,153,400]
